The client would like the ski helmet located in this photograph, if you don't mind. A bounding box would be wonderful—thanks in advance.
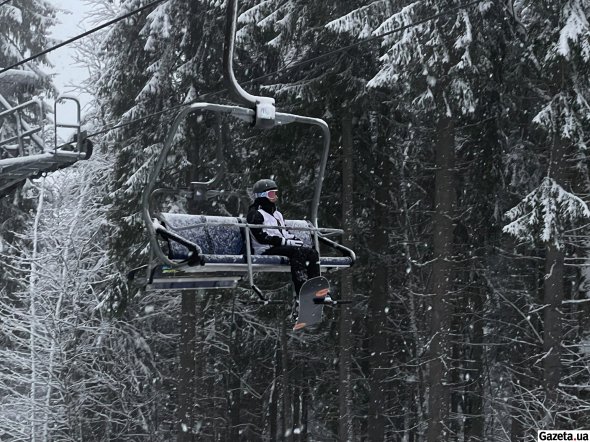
[252,179,278,195]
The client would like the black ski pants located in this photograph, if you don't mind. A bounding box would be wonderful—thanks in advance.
[263,245,320,294]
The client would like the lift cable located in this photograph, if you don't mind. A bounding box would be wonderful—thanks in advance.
[83,0,486,140]
[0,0,168,75]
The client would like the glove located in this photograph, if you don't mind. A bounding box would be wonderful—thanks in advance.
[282,238,303,247]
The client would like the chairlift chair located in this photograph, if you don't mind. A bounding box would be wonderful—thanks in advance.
[133,0,355,301]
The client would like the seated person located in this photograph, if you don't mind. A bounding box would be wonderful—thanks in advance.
[246,179,321,297]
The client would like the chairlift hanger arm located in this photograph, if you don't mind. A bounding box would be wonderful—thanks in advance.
[223,0,275,128]
[142,103,332,264]
[142,104,329,218]
[274,112,330,228]
[223,0,257,107]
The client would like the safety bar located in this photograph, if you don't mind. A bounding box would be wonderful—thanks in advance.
[0,127,42,147]
[161,220,343,235]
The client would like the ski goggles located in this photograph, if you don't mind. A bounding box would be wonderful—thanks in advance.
[256,189,279,199]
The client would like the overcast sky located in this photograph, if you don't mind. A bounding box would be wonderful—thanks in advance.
[48,0,94,138]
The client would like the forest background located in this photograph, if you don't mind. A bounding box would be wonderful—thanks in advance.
[1,0,590,441]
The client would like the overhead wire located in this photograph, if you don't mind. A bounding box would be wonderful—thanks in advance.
[0,0,168,75]
[253,0,486,85]
[84,0,487,140]
[0,0,14,7]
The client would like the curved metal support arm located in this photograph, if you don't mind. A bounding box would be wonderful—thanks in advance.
[150,219,203,268]
[275,112,331,229]
[224,0,275,128]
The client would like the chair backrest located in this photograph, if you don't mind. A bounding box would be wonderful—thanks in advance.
[284,219,314,248]
[158,213,316,259]
[158,213,244,259]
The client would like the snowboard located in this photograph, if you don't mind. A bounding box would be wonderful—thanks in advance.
[293,276,330,331]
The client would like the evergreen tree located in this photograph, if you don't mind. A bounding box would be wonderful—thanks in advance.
[502,0,590,431]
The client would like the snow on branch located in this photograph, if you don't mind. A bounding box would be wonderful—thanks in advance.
[503,177,590,248]
[555,0,590,61]
[0,69,42,89]
[1,4,23,25]
[533,94,588,149]
[373,1,419,42]
[239,0,278,28]
[453,10,473,50]
[325,1,394,39]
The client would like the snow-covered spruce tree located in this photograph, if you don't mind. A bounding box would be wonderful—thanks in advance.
[0,0,56,103]
[327,1,511,440]
[502,0,590,431]
[0,0,57,292]
[0,0,56,65]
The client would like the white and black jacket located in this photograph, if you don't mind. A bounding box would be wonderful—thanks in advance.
[246,198,296,254]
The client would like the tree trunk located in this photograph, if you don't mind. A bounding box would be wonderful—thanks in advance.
[464,286,485,441]
[399,141,426,439]
[280,315,293,442]
[367,241,387,442]
[228,304,241,442]
[543,133,567,403]
[177,292,197,442]
[339,111,354,442]
[293,386,300,439]
[427,114,455,442]
[543,244,564,399]
[269,344,279,441]
[301,385,309,441]
[367,114,390,442]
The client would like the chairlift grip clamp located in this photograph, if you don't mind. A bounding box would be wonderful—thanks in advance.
[254,97,276,129]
